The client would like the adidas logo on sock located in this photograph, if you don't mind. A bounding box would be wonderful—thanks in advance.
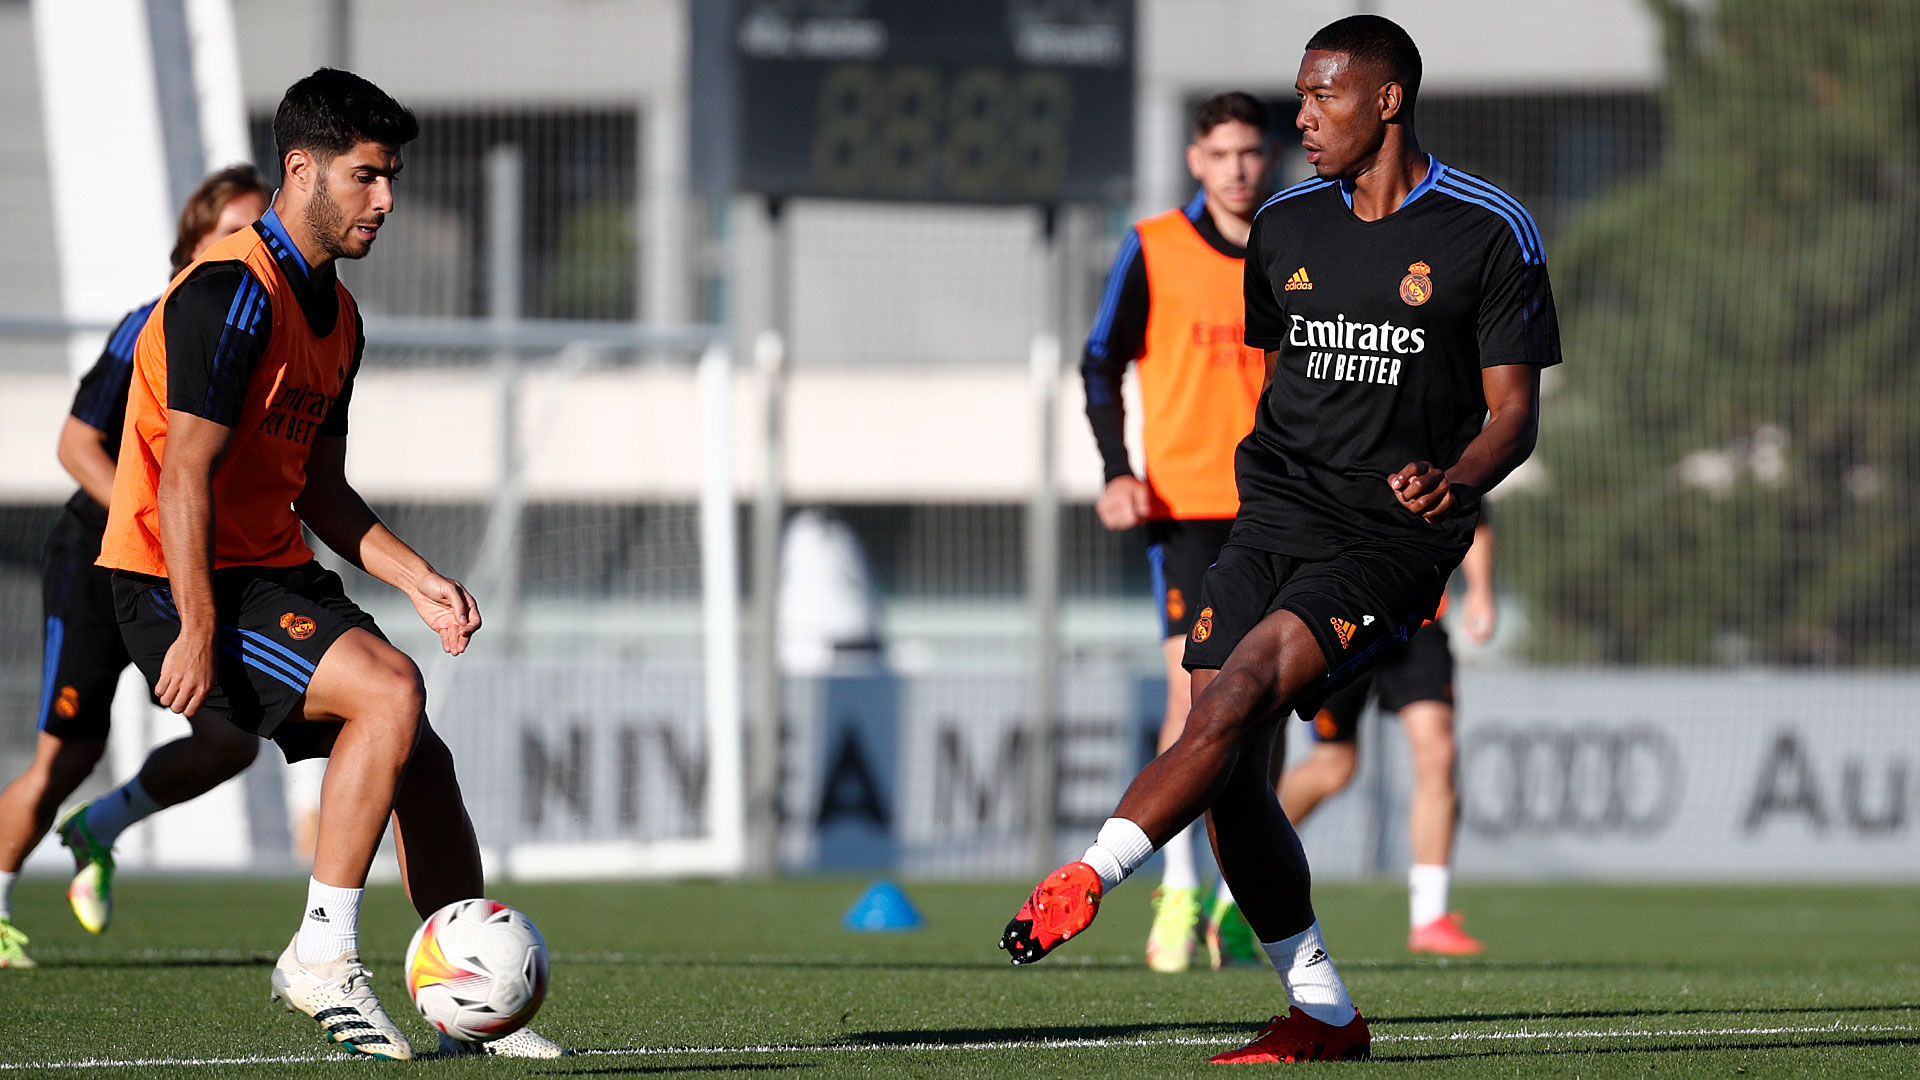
[307,906,329,923]
[1304,947,1328,967]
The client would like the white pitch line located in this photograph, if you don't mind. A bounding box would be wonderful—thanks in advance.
[3,1022,1916,1071]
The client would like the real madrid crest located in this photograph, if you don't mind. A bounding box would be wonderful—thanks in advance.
[1399,261,1432,306]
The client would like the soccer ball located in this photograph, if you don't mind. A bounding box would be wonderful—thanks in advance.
[403,898,550,1042]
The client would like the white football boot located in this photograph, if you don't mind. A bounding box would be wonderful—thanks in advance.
[437,1027,567,1058]
[269,936,414,1060]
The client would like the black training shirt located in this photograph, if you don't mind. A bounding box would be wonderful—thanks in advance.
[1236,157,1560,561]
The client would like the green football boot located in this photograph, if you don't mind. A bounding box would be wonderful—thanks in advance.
[1145,886,1201,973]
[0,917,34,968]
[1203,891,1261,970]
[57,802,114,934]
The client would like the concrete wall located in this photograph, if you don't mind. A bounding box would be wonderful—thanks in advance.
[0,1,65,376]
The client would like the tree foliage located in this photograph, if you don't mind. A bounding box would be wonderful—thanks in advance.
[1505,0,1920,664]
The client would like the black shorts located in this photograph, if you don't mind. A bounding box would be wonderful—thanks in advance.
[1182,542,1450,715]
[112,561,384,762]
[1308,621,1455,743]
[38,508,129,741]
[1146,518,1234,639]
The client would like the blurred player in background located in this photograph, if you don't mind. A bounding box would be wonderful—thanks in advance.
[1280,515,1495,955]
[1081,91,1271,973]
[95,69,559,1059]
[0,166,269,970]
[1004,16,1559,1064]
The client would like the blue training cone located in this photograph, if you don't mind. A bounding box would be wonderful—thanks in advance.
[843,880,923,932]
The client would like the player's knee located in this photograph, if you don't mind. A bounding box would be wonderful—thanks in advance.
[1317,748,1359,790]
[362,651,427,726]
[1413,740,1457,786]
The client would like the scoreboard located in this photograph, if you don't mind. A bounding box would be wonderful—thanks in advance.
[728,0,1134,204]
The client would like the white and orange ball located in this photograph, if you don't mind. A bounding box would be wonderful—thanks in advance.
[403,898,549,1042]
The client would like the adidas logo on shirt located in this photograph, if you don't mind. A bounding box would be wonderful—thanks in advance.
[1285,267,1313,291]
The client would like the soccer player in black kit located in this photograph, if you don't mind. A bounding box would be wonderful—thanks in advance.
[1001,15,1560,1064]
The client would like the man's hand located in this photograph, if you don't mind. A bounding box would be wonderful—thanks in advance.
[1096,475,1152,531]
[155,632,216,716]
[1388,462,1458,523]
[1462,586,1497,644]
[410,572,482,656]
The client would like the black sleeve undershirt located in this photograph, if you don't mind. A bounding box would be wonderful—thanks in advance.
[1081,230,1149,483]
[163,261,273,427]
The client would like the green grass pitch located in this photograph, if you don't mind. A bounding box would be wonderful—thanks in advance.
[3,877,1917,1077]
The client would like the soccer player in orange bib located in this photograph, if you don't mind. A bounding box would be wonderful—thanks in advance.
[97,70,558,1059]
[0,166,268,970]
[1005,16,1559,1064]
[1081,92,1271,973]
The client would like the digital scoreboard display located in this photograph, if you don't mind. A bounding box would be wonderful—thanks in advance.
[732,0,1134,203]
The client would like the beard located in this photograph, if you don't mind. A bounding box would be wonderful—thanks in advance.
[304,173,362,261]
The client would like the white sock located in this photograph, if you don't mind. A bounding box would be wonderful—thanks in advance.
[83,778,164,847]
[0,869,15,919]
[1213,876,1236,907]
[1159,823,1200,891]
[1409,863,1451,929]
[295,878,363,964]
[1262,920,1357,1026]
[1079,817,1154,893]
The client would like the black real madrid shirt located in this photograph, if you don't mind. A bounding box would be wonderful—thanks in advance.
[1236,156,1561,562]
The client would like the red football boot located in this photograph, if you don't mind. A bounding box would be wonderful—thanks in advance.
[1208,1007,1371,1064]
[1408,912,1484,956]
[999,861,1103,964]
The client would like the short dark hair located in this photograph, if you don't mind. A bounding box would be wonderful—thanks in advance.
[170,163,269,272]
[1305,15,1423,113]
[272,68,419,167]
[1192,92,1269,139]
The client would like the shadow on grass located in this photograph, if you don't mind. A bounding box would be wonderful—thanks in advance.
[556,1066,813,1076]
[565,956,1136,973]
[1381,1033,1920,1063]
[34,954,276,969]
[1378,1001,1920,1026]
[836,1019,1249,1045]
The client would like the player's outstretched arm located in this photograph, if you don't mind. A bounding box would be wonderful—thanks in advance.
[296,435,482,656]
[155,411,235,715]
[1389,364,1540,522]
